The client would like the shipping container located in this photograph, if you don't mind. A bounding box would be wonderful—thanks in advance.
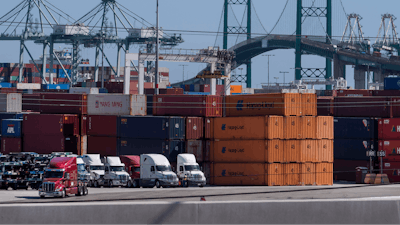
[186,140,203,162]
[301,116,316,139]
[42,84,70,90]
[0,113,22,135]
[390,97,400,118]
[186,117,203,140]
[0,93,22,113]
[230,85,243,94]
[317,140,334,163]
[266,140,284,163]
[384,77,400,90]
[333,159,370,181]
[23,114,79,136]
[381,161,400,183]
[117,138,185,162]
[16,83,41,90]
[40,93,87,114]
[212,163,265,186]
[87,115,117,137]
[212,116,284,140]
[87,94,126,115]
[336,89,372,97]
[210,140,265,163]
[1,119,22,138]
[117,116,185,140]
[373,90,400,97]
[265,163,284,186]
[378,118,400,140]
[146,94,153,115]
[284,140,317,163]
[284,116,301,140]
[204,118,214,140]
[202,162,212,184]
[315,162,333,185]
[285,163,301,186]
[1,137,22,154]
[378,140,400,161]
[334,117,376,140]
[23,135,80,154]
[80,135,87,155]
[334,139,377,161]
[301,93,317,116]
[204,140,211,162]
[334,97,389,117]
[69,87,99,94]
[225,93,301,117]
[317,97,334,116]
[153,95,223,117]
[300,163,316,185]
[87,136,117,156]
[316,116,334,140]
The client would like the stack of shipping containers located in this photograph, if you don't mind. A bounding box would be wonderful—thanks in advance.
[378,118,400,182]
[1,119,23,154]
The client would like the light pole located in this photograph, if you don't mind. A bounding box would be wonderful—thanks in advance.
[279,71,289,84]
[262,54,275,88]
[274,77,279,84]
[155,0,159,94]
[179,65,188,82]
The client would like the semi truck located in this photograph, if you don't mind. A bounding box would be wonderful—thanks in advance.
[120,155,140,188]
[103,156,131,187]
[82,154,105,187]
[176,154,206,187]
[136,154,179,188]
[39,157,88,198]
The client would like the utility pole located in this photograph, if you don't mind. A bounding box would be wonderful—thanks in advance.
[155,0,159,94]
[262,54,275,88]
[280,71,289,84]
[179,65,188,82]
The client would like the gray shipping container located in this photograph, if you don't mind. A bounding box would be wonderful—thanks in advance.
[0,93,22,113]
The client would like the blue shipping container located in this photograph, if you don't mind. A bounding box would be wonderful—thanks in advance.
[334,139,377,161]
[184,92,210,95]
[0,83,12,88]
[58,69,71,78]
[384,77,400,90]
[0,63,10,68]
[117,116,185,140]
[45,69,57,73]
[189,84,195,92]
[117,138,185,162]
[334,117,377,140]
[99,88,108,93]
[42,84,70,90]
[146,95,153,115]
[0,113,23,136]
[2,119,22,138]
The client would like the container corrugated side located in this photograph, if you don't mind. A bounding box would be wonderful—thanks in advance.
[301,93,317,116]
[317,97,333,116]
[301,116,316,139]
[378,140,400,162]
[186,117,203,140]
[212,163,265,186]
[284,116,301,140]
[186,140,203,162]
[23,114,79,136]
[210,140,265,163]
[334,139,376,161]
[130,94,147,116]
[40,93,87,114]
[316,116,334,140]
[87,115,117,137]
[378,118,400,139]
[204,118,214,139]
[87,136,117,156]
[284,140,317,163]
[22,93,40,112]
[265,140,284,163]
[334,97,389,117]
[285,163,301,186]
[1,119,22,138]
[334,117,376,140]
[266,116,284,139]
[315,162,333,185]
[23,134,79,154]
[87,94,130,115]
[300,163,316,185]
[0,93,22,113]
[317,140,333,163]
[202,162,212,185]
[265,163,284,186]
[1,137,22,154]
[382,161,400,183]
[69,87,99,94]
[213,116,265,140]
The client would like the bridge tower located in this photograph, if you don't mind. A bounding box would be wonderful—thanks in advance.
[296,0,332,89]
[223,0,252,88]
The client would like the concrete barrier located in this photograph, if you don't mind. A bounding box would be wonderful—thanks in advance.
[1,198,400,224]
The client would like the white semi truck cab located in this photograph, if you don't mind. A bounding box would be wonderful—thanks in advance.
[139,154,179,188]
[177,154,206,187]
[82,154,105,187]
[104,156,131,187]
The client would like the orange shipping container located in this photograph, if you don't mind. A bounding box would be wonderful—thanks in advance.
[265,140,284,163]
[225,93,301,117]
[284,116,301,139]
[210,140,264,163]
[317,140,333,163]
[284,140,317,163]
[230,85,243,94]
[204,118,214,139]
[315,162,333,185]
[265,163,284,186]
[212,163,265,186]
[301,116,316,139]
[316,116,334,140]
[300,163,316,185]
[212,116,284,140]
[285,163,301,186]
[301,93,317,116]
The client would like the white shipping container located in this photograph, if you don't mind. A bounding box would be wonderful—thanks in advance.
[130,95,147,116]
[87,94,131,115]
[70,87,99,94]
[81,135,87,155]
[0,93,22,112]
[16,83,41,90]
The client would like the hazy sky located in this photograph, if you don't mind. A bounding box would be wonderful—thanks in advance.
[0,0,398,89]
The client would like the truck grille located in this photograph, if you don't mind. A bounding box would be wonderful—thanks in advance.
[166,175,175,180]
[193,174,202,180]
[119,175,128,181]
[43,182,55,192]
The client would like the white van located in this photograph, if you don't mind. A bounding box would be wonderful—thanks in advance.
[82,154,105,187]
[139,154,179,188]
[103,156,131,187]
[177,154,206,187]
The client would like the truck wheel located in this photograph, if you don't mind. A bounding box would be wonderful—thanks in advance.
[108,181,113,188]
[155,180,161,188]
[127,181,132,188]
[40,195,45,198]
[61,189,66,198]
[133,180,138,188]
[94,181,98,188]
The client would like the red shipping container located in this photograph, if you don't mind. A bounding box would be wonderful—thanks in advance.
[22,93,41,111]
[324,90,337,97]
[1,137,22,154]
[23,114,79,136]
[40,93,87,114]
[378,118,400,139]
[87,115,117,136]
[200,84,211,93]
[336,89,372,97]
[373,90,400,97]
[87,136,117,156]
[204,118,213,140]
[186,117,204,140]
[378,140,400,161]
[390,97,400,118]
[382,161,400,183]
[144,88,183,95]
[216,85,224,96]
[317,97,334,116]
[1,88,18,94]
[153,95,223,117]
[334,97,389,117]
[333,159,370,182]
[23,135,80,154]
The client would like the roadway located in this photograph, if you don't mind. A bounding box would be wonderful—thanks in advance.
[2,183,400,204]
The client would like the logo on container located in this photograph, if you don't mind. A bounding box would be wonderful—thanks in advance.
[236,100,244,111]
[7,125,15,134]
[222,147,226,153]
[391,126,400,132]
[221,124,226,130]
[95,100,99,108]
[221,170,226,177]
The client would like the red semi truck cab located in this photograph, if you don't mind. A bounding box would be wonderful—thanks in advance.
[119,155,140,187]
[39,157,88,198]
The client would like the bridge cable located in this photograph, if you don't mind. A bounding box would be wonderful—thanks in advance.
[251,1,269,34]
[268,0,290,35]
[213,4,224,48]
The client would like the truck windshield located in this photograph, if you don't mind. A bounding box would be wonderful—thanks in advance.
[184,165,200,171]
[156,165,172,171]
[90,166,104,171]
[45,171,63,178]
[110,166,125,172]
[77,164,86,172]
